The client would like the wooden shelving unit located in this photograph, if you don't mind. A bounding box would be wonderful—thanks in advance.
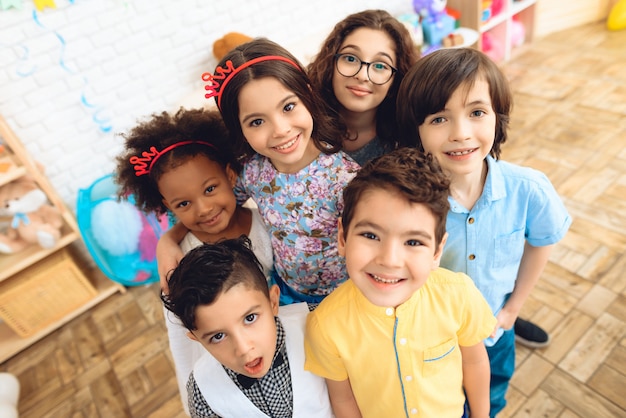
[0,115,125,364]
[447,0,537,62]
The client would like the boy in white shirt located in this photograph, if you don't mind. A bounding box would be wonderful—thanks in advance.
[162,237,331,418]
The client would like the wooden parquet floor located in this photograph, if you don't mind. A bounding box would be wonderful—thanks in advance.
[1,21,626,418]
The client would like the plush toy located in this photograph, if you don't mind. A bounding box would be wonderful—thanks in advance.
[413,0,456,46]
[0,373,19,418]
[212,32,253,61]
[0,176,63,254]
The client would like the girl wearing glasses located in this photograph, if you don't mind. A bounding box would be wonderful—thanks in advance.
[308,9,419,165]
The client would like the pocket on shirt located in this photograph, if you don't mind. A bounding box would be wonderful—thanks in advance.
[492,228,525,269]
[423,337,460,377]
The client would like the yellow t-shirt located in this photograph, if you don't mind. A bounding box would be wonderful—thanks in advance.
[304,267,496,418]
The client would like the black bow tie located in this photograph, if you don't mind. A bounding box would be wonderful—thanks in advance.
[236,352,285,389]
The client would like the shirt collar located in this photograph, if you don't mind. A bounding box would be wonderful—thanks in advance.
[484,155,507,202]
[448,155,506,213]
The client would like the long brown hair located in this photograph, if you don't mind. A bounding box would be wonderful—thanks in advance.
[308,9,419,148]
[213,38,345,162]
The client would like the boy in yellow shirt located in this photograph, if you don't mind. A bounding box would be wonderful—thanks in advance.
[304,148,496,418]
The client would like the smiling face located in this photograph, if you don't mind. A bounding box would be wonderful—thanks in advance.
[159,154,238,242]
[338,188,446,308]
[418,78,496,178]
[187,283,280,378]
[332,28,397,116]
[238,77,319,173]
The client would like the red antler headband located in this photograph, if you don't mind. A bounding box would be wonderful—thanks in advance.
[130,141,216,176]
[202,56,301,109]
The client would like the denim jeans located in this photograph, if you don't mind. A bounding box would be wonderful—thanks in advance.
[486,328,516,417]
[269,269,326,306]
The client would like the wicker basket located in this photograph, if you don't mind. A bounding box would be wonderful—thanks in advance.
[0,248,97,337]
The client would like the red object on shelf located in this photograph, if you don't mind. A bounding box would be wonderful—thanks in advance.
[446,7,461,28]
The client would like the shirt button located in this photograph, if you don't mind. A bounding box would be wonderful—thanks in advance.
[468,217,475,224]
[410,408,418,414]
[399,338,407,345]
[405,375,413,381]
[385,307,394,316]
[468,254,476,260]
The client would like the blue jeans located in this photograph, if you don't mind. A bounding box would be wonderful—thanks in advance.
[486,328,516,417]
[269,269,326,306]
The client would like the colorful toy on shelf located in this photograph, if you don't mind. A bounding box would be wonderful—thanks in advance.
[481,0,493,22]
[481,31,504,62]
[510,17,526,47]
[0,175,63,254]
[413,0,456,46]
[491,0,504,17]
[607,0,626,31]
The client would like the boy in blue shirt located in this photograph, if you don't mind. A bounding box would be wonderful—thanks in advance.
[397,48,572,416]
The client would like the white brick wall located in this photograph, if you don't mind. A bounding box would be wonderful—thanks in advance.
[0,0,411,212]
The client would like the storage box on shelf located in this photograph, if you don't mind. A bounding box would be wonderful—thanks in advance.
[0,115,125,364]
[446,0,537,62]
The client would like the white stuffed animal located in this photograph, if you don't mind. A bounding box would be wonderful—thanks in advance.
[0,373,19,418]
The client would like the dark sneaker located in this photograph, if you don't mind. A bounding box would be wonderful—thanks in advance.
[514,318,551,348]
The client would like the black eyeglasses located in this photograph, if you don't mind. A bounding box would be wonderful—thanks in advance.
[334,53,397,85]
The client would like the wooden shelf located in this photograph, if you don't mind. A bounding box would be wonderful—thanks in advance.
[447,0,538,62]
[0,115,125,364]
[0,225,79,282]
[0,265,125,364]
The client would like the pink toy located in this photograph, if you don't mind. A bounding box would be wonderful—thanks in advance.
[491,0,504,16]
[138,212,169,262]
[510,18,526,47]
[481,32,504,62]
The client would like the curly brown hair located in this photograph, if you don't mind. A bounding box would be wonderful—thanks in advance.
[115,108,238,215]
[307,9,419,149]
[341,147,450,246]
[397,48,512,159]
[212,37,346,162]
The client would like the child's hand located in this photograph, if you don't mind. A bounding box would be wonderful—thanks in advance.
[157,246,184,294]
[490,308,517,338]
[156,222,188,294]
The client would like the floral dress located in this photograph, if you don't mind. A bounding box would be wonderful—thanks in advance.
[235,151,360,297]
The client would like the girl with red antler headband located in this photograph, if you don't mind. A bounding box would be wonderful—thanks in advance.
[114,108,274,415]
[158,38,360,306]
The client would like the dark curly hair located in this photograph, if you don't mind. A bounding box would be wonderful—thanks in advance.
[115,107,238,215]
[212,37,346,162]
[397,48,512,159]
[161,236,270,331]
[307,9,419,149]
[341,147,450,246]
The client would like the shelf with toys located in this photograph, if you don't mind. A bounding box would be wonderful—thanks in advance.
[446,0,537,62]
[0,115,125,364]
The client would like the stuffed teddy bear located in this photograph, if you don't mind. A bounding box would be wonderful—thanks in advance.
[212,32,253,61]
[0,176,63,254]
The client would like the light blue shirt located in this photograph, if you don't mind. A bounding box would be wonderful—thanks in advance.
[440,156,571,346]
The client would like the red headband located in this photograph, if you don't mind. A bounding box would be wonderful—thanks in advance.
[202,55,301,109]
[130,141,216,176]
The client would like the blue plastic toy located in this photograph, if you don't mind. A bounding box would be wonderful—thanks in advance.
[76,174,169,287]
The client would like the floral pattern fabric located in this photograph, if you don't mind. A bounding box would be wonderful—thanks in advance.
[235,152,360,296]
